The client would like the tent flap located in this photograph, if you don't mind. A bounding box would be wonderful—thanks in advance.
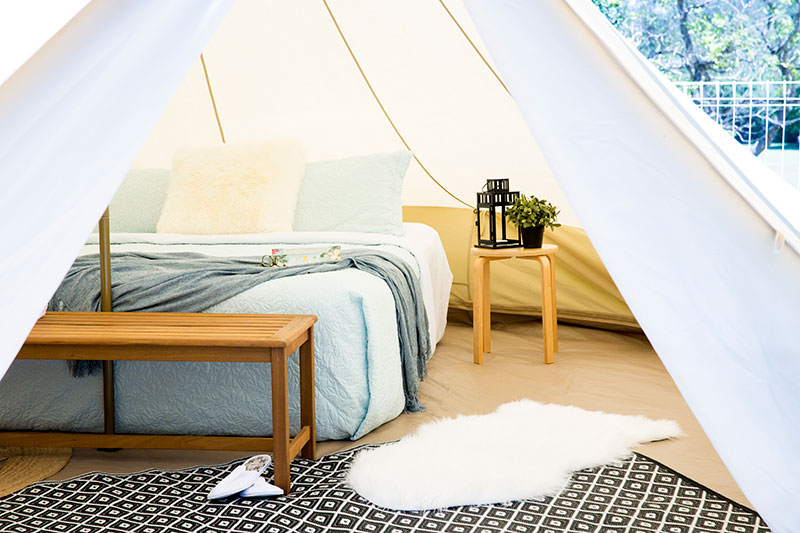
[0,0,233,379]
[464,1,800,531]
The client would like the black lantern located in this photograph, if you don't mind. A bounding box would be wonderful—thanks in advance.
[475,178,521,248]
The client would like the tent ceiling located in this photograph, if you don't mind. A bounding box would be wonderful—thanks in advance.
[132,0,581,226]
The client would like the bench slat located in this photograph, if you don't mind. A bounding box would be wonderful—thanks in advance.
[0,432,308,452]
[25,312,316,348]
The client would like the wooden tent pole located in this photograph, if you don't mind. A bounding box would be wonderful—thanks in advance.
[99,208,112,312]
[98,207,115,435]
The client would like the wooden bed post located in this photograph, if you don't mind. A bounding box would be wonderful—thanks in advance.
[98,207,115,435]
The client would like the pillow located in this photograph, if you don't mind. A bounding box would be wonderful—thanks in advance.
[106,168,170,233]
[293,151,413,235]
[156,140,305,234]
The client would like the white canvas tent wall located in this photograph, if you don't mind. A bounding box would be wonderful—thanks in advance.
[2,0,797,529]
[464,1,800,531]
[0,0,91,86]
[0,0,234,379]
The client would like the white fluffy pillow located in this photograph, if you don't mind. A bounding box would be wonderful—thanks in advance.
[156,140,305,234]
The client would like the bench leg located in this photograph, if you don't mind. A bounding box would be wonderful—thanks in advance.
[299,326,316,460]
[271,349,291,493]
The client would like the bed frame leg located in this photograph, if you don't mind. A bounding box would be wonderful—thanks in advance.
[102,361,115,434]
[97,361,120,452]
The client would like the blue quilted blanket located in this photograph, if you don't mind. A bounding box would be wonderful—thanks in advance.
[50,250,430,412]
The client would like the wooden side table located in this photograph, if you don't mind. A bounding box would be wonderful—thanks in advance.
[471,245,559,365]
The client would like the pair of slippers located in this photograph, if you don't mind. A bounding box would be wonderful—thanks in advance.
[207,455,284,500]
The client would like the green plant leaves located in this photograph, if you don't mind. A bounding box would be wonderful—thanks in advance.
[505,193,561,231]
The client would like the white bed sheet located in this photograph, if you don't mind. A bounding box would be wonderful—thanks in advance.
[80,222,450,349]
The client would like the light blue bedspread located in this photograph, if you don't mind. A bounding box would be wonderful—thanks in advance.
[50,250,430,413]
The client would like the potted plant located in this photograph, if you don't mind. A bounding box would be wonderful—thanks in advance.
[506,194,561,248]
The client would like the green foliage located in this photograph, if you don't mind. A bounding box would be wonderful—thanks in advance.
[591,0,800,81]
[506,194,561,231]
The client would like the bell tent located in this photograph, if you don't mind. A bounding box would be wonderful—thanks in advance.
[1,0,799,530]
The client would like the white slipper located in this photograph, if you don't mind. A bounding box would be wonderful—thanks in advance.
[208,455,272,500]
[240,476,284,498]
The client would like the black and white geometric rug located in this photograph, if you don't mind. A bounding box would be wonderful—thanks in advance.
[0,444,770,533]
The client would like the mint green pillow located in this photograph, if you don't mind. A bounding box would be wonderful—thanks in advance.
[109,168,171,233]
[293,151,412,235]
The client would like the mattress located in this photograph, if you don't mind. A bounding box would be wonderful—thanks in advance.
[0,223,452,440]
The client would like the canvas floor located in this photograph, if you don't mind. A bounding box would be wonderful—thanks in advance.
[46,318,750,509]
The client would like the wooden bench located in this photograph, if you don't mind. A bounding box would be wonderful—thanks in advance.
[0,311,317,494]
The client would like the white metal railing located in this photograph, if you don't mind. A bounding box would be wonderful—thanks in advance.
[675,81,800,188]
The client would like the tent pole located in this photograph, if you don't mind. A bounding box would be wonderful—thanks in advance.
[99,208,112,312]
[98,208,115,435]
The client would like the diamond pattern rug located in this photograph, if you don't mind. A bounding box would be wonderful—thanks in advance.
[0,444,770,533]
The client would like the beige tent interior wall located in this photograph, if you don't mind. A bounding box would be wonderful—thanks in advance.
[403,207,635,327]
[131,0,634,327]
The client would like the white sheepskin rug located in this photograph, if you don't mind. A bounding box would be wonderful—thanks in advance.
[347,400,682,511]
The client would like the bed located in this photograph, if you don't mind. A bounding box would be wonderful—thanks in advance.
[0,224,451,440]
[0,146,453,441]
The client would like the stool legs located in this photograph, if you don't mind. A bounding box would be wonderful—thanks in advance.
[482,261,491,354]
[299,327,316,460]
[550,254,558,353]
[271,350,290,493]
[472,248,559,365]
[473,257,491,364]
[536,256,556,364]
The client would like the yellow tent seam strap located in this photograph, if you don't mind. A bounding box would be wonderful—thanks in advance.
[438,0,510,95]
[322,0,474,209]
[200,53,226,144]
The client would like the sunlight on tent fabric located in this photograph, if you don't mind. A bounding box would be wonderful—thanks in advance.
[0,0,91,85]
[131,0,578,225]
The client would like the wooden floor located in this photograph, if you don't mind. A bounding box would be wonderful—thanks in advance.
[48,318,750,508]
